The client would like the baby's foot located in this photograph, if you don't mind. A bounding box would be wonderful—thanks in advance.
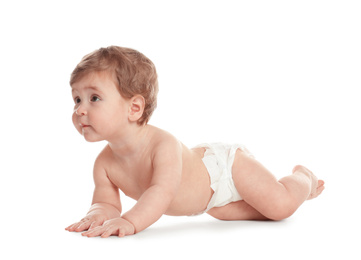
[292,165,325,200]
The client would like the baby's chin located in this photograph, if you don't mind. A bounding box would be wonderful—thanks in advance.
[83,135,104,142]
[81,131,104,143]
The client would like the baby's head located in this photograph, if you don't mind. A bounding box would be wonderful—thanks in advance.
[70,46,158,125]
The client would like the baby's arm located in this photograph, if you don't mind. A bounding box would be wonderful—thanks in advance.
[65,156,122,232]
[122,138,182,233]
[82,138,182,237]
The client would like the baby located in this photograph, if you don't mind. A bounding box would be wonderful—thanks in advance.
[65,46,325,238]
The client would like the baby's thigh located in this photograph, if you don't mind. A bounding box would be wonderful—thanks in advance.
[232,150,279,200]
[207,200,267,220]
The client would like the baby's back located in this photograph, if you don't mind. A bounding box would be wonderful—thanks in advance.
[167,143,213,215]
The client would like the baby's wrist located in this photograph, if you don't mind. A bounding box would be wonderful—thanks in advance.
[88,203,121,216]
[121,216,136,234]
[87,204,107,214]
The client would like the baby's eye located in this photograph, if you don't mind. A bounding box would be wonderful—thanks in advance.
[74,97,81,104]
[91,95,100,102]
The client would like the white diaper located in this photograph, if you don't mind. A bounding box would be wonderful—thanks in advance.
[195,143,254,213]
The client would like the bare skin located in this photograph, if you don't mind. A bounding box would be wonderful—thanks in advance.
[65,71,325,238]
[207,162,324,221]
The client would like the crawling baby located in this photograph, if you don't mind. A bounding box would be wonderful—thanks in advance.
[65,46,325,238]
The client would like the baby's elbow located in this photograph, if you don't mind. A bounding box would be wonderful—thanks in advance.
[157,184,179,204]
[164,186,179,201]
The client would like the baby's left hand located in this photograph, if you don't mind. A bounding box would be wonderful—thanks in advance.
[81,217,135,238]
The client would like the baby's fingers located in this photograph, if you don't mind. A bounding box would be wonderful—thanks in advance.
[66,222,82,231]
[82,226,107,238]
[76,221,93,231]
[66,220,91,232]
[88,220,103,230]
[82,225,120,238]
[100,228,115,238]
[65,223,76,231]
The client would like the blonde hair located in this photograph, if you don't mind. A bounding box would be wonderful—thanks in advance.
[70,46,158,125]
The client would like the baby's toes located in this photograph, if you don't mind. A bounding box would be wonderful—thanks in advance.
[318,180,325,188]
[317,180,325,194]
[308,180,325,200]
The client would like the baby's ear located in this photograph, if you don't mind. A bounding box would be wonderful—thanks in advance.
[128,95,145,122]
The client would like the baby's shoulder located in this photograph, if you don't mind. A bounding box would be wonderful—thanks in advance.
[148,126,181,151]
[147,126,182,161]
[93,144,114,168]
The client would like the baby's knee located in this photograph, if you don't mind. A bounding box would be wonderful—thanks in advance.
[263,201,296,221]
[266,211,293,221]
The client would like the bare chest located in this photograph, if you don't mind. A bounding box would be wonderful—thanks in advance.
[106,159,153,200]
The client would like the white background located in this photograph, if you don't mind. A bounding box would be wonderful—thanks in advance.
[1,0,360,259]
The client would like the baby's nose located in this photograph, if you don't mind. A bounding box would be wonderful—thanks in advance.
[75,104,87,116]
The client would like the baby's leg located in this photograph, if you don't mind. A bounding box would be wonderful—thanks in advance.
[231,150,324,220]
[207,200,269,220]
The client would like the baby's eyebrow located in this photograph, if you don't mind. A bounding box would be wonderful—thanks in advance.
[71,86,103,94]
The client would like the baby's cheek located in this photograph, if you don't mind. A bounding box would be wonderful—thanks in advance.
[72,113,81,134]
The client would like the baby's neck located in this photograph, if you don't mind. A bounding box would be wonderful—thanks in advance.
[108,124,151,159]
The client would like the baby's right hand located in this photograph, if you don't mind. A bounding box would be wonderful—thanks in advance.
[65,213,107,232]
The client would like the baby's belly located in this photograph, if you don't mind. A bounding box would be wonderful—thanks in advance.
[165,147,213,216]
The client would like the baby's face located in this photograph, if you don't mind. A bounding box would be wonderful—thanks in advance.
[71,71,130,142]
